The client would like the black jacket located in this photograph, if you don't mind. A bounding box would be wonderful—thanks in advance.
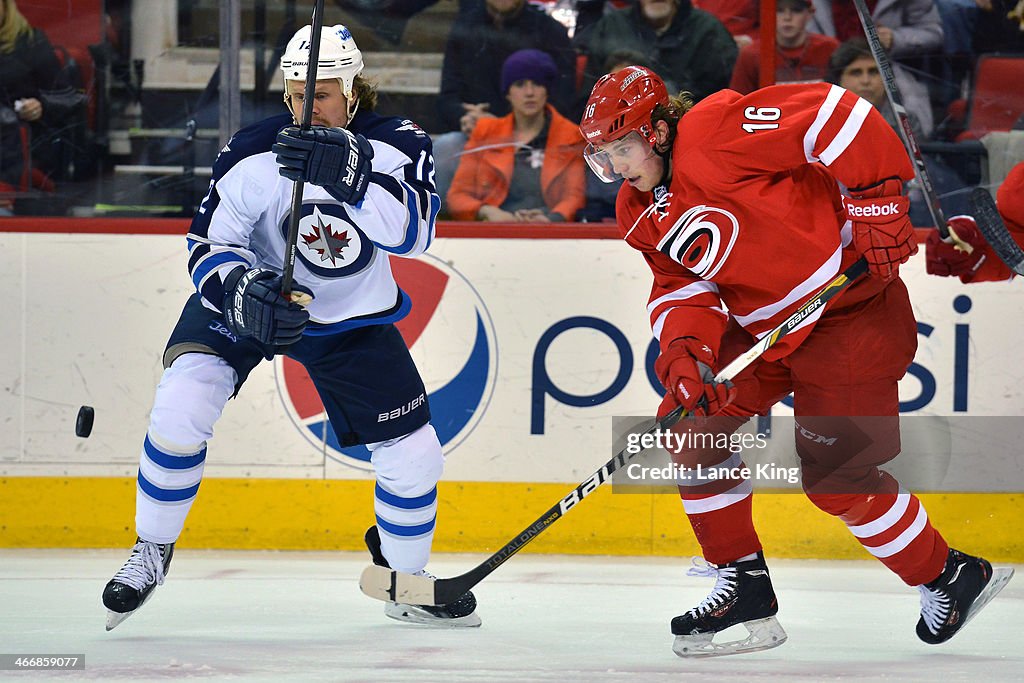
[438,2,577,131]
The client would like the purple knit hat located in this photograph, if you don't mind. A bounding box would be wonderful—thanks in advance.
[501,49,558,94]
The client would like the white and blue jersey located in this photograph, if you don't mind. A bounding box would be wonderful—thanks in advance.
[186,110,439,335]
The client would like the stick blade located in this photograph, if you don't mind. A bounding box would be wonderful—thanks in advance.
[970,187,1024,276]
[359,565,439,605]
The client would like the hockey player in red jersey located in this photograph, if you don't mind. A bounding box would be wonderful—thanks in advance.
[926,161,1024,283]
[580,66,1014,657]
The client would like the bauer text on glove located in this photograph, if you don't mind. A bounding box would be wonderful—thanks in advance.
[273,126,374,205]
[222,267,313,347]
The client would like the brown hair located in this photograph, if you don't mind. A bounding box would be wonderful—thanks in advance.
[352,74,378,111]
[652,92,695,150]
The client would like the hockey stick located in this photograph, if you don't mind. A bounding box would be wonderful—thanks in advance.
[280,0,326,304]
[851,0,970,251]
[969,186,1024,275]
[359,257,870,606]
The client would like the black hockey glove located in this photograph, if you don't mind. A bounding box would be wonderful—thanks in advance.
[222,267,313,348]
[273,126,374,205]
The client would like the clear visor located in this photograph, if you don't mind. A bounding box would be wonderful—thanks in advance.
[583,131,656,184]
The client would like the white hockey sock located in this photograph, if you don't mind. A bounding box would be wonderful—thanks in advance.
[134,354,236,544]
[369,423,444,575]
[136,433,207,544]
[374,482,437,574]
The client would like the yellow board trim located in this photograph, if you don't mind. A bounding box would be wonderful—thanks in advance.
[1,478,1021,561]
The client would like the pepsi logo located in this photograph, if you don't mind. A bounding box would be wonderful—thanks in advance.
[276,254,498,470]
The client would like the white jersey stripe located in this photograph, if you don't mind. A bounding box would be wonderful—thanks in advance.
[652,306,727,341]
[803,84,845,163]
[647,280,720,316]
[819,97,873,166]
[840,218,853,247]
[734,245,842,329]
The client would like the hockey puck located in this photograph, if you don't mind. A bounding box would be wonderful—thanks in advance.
[76,405,95,438]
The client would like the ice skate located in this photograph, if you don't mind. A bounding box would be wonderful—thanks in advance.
[917,548,1014,644]
[364,526,481,628]
[671,553,787,658]
[102,539,174,631]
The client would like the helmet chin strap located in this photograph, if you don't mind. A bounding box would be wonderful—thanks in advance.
[346,93,359,123]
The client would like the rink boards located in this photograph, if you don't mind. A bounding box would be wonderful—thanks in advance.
[1,226,1022,559]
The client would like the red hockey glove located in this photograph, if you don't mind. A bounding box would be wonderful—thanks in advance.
[926,215,1013,283]
[846,179,917,281]
[654,337,736,419]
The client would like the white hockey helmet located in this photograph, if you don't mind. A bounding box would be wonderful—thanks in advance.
[280,24,364,103]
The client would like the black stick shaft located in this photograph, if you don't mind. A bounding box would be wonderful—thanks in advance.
[280,0,326,297]
[852,0,949,238]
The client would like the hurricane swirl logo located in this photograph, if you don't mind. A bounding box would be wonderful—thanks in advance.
[275,254,498,471]
[281,203,375,279]
[657,204,739,279]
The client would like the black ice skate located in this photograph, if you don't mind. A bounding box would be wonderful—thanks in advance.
[671,553,787,657]
[364,526,481,628]
[917,548,1014,644]
[102,538,174,631]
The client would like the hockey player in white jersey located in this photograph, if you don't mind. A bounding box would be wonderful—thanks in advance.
[102,23,479,631]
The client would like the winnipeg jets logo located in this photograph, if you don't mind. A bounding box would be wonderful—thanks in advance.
[652,186,672,222]
[285,204,373,279]
[301,214,351,265]
[656,205,740,279]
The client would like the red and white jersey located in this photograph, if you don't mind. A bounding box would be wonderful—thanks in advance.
[616,82,915,362]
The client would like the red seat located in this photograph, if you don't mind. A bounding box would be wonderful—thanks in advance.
[956,54,1024,141]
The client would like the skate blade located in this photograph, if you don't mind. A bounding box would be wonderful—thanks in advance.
[104,585,160,632]
[384,602,482,629]
[673,616,788,658]
[962,567,1014,631]
[105,609,133,631]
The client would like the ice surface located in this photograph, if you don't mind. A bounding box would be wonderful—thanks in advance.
[0,550,1019,682]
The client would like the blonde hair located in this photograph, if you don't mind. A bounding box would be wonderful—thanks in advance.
[0,0,32,55]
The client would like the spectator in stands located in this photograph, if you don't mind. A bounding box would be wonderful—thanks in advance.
[694,0,759,47]
[446,49,585,223]
[828,38,970,224]
[578,0,737,108]
[729,0,839,93]
[0,0,77,192]
[827,39,924,141]
[432,0,576,208]
[808,0,944,135]
[578,49,651,223]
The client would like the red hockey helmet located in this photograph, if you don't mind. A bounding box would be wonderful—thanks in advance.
[579,66,669,182]
[580,66,669,148]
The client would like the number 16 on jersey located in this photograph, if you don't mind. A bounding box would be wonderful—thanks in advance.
[742,107,780,133]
